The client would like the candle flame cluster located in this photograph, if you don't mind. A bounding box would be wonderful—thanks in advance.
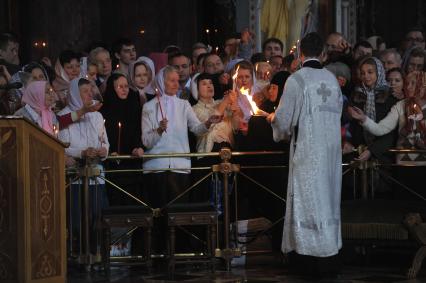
[34,41,47,48]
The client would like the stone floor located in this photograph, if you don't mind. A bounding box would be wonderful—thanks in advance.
[67,251,426,283]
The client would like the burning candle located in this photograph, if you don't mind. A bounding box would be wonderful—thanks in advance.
[215,46,219,54]
[117,122,122,154]
[116,64,120,70]
[296,40,300,59]
[53,124,59,138]
[240,87,270,117]
[205,29,211,45]
[232,65,240,92]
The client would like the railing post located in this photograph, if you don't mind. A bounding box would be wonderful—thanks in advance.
[213,148,241,271]
[77,158,102,268]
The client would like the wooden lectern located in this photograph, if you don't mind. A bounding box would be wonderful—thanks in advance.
[0,117,66,283]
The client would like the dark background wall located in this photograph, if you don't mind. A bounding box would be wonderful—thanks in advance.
[0,0,424,63]
[357,0,425,48]
[0,0,235,63]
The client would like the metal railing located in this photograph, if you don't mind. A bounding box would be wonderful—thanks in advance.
[65,147,426,271]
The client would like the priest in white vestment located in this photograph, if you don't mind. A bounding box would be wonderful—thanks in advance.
[269,32,343,258]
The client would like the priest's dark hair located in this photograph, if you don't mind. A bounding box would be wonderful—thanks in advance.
[300,32,324,57]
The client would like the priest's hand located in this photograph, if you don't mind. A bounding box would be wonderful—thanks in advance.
[132,147,144,157]
[266,112,275,124]
[157,118,168,135]
[347,106,366,122]
[355,149,371,161]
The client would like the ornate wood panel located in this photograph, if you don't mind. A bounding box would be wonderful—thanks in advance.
[0,127,17,281]
[29,134,61,280]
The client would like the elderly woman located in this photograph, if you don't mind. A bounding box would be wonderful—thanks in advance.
[142,66,220,252]
[14,80,58,134]
[192,72,238,153]
[142,66,220,204]
[58,77,109,253]
[101,73,144,204]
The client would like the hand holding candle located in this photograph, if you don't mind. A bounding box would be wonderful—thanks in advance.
[157,118,168,135]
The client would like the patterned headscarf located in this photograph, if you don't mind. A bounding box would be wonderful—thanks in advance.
[361,57,388,122]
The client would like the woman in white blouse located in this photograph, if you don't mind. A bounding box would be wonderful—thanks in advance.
[142,66,221,253]
[58,77,109,253]
[192,72,239,153]
[142,66,220,205]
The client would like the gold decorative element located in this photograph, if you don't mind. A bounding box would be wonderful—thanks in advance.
[40,171,53,240]
[35,252,56,278]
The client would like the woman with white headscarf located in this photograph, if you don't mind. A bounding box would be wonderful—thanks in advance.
[58,78,109,171]
[142,66,221,252]
[128,56,156,106]
[58,77,109,254]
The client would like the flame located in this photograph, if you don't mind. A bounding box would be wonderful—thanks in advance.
[232,65,240,81]
[240,87,258,115]
[118,122,121,128]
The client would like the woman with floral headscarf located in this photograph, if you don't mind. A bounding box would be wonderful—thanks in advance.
[349,56,398,162]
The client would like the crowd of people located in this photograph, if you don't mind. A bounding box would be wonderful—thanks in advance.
[1,27,425,257]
